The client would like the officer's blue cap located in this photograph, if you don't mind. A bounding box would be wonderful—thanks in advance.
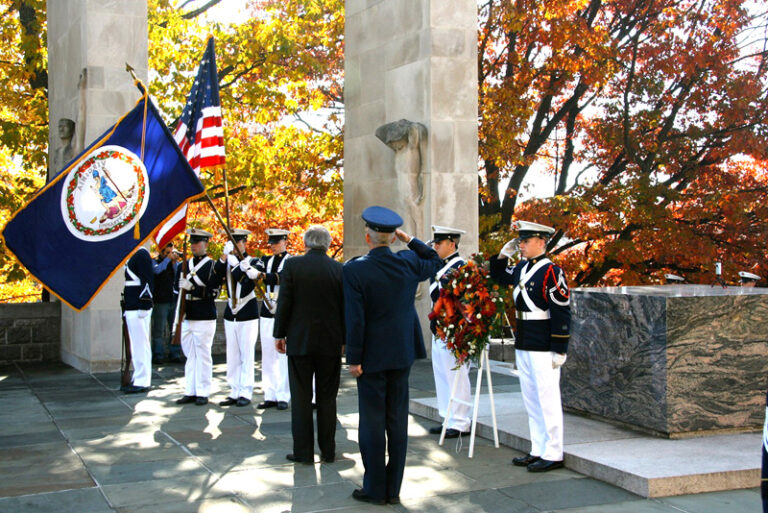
[362,206,403,233]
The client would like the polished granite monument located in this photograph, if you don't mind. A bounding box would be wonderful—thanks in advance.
[563,285,768,437]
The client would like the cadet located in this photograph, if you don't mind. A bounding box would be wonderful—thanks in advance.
[490,221,570,472]
[122,245,154,394]
[216,229,260,407]
[344,206,442,505]
[254,228,292,410]
[739,271,760,287]
[175,228,222,406]
[427,225,471,439]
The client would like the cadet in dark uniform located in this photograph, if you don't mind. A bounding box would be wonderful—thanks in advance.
[122,246,154,393]
[427,225,471,438]
[175,228,222,406]
[344,206,442,505]
[490,221,570,472]
[254,228,291,410]
[216,229,261,407]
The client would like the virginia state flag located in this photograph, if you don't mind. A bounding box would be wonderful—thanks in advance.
[1,90,205,310]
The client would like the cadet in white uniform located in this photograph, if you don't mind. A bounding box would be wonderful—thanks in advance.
[427,225,471,438]
[216,229,261,407]
[739,271,760,287]
[175,228,222,406]
[122,246,154,393]
[255,228,292,409]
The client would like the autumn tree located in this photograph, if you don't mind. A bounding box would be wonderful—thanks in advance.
[479,0,768,285]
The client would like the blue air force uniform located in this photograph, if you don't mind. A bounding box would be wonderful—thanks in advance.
[123,246,154,390]
[489,221,570,470]
[344,206,442,503]
[254,228,292,407]
[215,229,261,405]
[175,229,223,403]
[428,225,471,435]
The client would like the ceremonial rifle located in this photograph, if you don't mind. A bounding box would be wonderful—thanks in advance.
[120,294,132,387]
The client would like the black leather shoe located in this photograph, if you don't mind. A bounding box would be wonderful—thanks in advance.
[352,489,385,505]
[320,453,335,463]
[257,400,278,409]
[119,384,131,392]
[512,454,540,467]
[123,385,149,394]
[195,397,209,406]
[428,425,444,435]
[276,401,289,410]
[236,397,251,407]
[387,496,401,505]
[527,458,564,472]
[443,428,471,439]
[176,395,197,404]
[219,397,237,406]
[168,356,184,364]
[286,454,312,465]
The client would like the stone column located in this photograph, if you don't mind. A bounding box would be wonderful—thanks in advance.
[344,0,478,347]
[48,0,148,373]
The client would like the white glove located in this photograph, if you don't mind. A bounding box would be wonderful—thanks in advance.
[227,253,239,268]
[222,241,234,256]
[245,267,260,280]
[137,308,151,319]
[500,240,518,259]
[552,352,567,369]
[178,277,193,291]
[239,259,252,272]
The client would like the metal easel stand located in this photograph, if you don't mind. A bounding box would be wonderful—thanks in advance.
[439,345,499,457]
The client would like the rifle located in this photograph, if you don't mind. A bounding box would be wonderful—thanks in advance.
[120,294,132,388]
[171,237,189,346]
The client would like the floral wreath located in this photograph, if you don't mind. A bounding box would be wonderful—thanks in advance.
[428,254,508,367]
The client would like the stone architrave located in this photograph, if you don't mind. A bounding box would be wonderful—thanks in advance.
[344,0,479,348]
[48,0,149,373]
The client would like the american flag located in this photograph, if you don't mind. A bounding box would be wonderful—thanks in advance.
[155,36,225,248]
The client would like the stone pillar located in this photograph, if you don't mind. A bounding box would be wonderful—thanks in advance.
[48,0,148,373]
[344,0,478,347]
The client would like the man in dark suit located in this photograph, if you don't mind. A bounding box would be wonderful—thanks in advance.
[273,225,345,464]
[344,206,442,505]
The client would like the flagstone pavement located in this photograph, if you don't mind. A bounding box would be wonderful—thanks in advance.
[0,358,761,513]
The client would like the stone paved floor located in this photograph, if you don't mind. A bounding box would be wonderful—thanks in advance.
[0,358,761,513]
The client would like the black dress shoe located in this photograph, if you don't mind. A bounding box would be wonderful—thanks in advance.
[119,384,131,392]
[276,401,289,410]
[429,425,444,435]
[443,428,471,439]
[168,356,184,364]
[236,397,251,407]
[195,397,209,406]
[512,454,540,467]
[352,489,385,505]
[286,454,312,465]
[219,397,237,406]
[527,458,564,472]
[176,395,197,404]
[123,385,149,394]
[257,400,278,409]
[387,497,401,505]
[320,453,335,463]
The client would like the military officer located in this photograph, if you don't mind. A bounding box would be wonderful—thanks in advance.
[175,228,222,406]
[122,245,154,394]
[490,221,570,472]
[427,225,471,439]
[216,229,260,407]
[254,228,292,410]
[344,206,442,505]
[739,271,760,287]
[762,389,768,513]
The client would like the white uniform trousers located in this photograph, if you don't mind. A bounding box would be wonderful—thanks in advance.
[224,319,258,399]
[125,309,152,388]
[432,336,471,431]
[515,349,564,461]
[181,319,216,398]
[259,317,290,402]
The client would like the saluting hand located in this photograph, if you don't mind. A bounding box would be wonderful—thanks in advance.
[348,364,363,378]
[394,229,412,243]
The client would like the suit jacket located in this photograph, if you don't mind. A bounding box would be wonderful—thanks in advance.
[343,238,442,373]
[273,249,345,357]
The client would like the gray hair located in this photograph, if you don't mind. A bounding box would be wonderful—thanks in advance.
[366,227,393,246]
[303,225,332,250]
